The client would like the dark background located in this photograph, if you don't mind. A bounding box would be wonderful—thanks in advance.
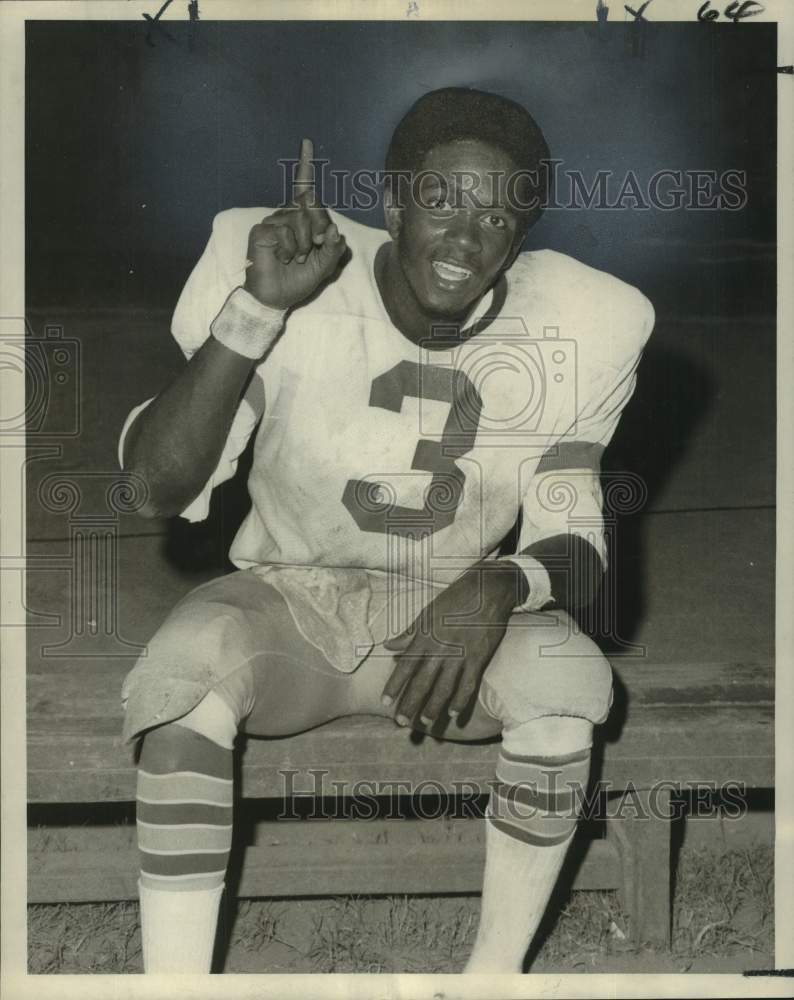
[26,20,775,320]
[25,20,776,664]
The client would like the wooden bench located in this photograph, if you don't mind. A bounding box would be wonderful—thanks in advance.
[22,310,776,958]
[28,652,773,949]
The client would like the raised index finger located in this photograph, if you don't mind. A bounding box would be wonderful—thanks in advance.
[292,137,315,204]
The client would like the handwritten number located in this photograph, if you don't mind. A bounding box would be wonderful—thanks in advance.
[697,1,720,19]
[724,1,764,21]
[698,0,764,21]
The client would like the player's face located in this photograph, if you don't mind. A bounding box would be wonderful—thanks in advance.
[389,140,527,319]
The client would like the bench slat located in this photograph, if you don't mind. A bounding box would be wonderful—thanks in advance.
[27,819,621,903]
[26,658,773,719]
[27,699,773,803]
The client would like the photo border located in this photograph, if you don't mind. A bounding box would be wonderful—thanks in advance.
[2,1,792,997]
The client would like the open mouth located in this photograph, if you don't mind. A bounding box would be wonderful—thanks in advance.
[431,259,474,285]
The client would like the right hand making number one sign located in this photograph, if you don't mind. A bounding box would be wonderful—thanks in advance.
[244,138,348,311]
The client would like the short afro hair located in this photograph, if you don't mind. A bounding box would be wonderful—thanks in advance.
[385,87,551,224]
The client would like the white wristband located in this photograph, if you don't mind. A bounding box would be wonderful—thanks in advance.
[210,286,286,360]
[497,554,555,612]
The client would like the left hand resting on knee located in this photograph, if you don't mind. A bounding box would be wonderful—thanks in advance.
[381,562,519,728]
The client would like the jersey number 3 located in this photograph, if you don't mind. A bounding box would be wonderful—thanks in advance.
[341,360,482,538]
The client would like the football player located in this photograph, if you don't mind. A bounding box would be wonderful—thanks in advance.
[120,87,654,973]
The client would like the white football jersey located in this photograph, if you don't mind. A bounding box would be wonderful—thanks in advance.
[119,208,654,670]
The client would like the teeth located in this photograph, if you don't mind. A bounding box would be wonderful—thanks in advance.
[432,260,472,282]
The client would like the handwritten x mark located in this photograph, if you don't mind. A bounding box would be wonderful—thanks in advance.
[624,0,653,20]
[143,0,178,46]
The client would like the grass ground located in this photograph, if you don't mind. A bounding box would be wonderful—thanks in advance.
[27,842,773,975]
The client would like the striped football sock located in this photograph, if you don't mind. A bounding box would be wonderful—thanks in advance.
[487,745,590,847]
[136,722,233,972]
[466,723,592,972]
